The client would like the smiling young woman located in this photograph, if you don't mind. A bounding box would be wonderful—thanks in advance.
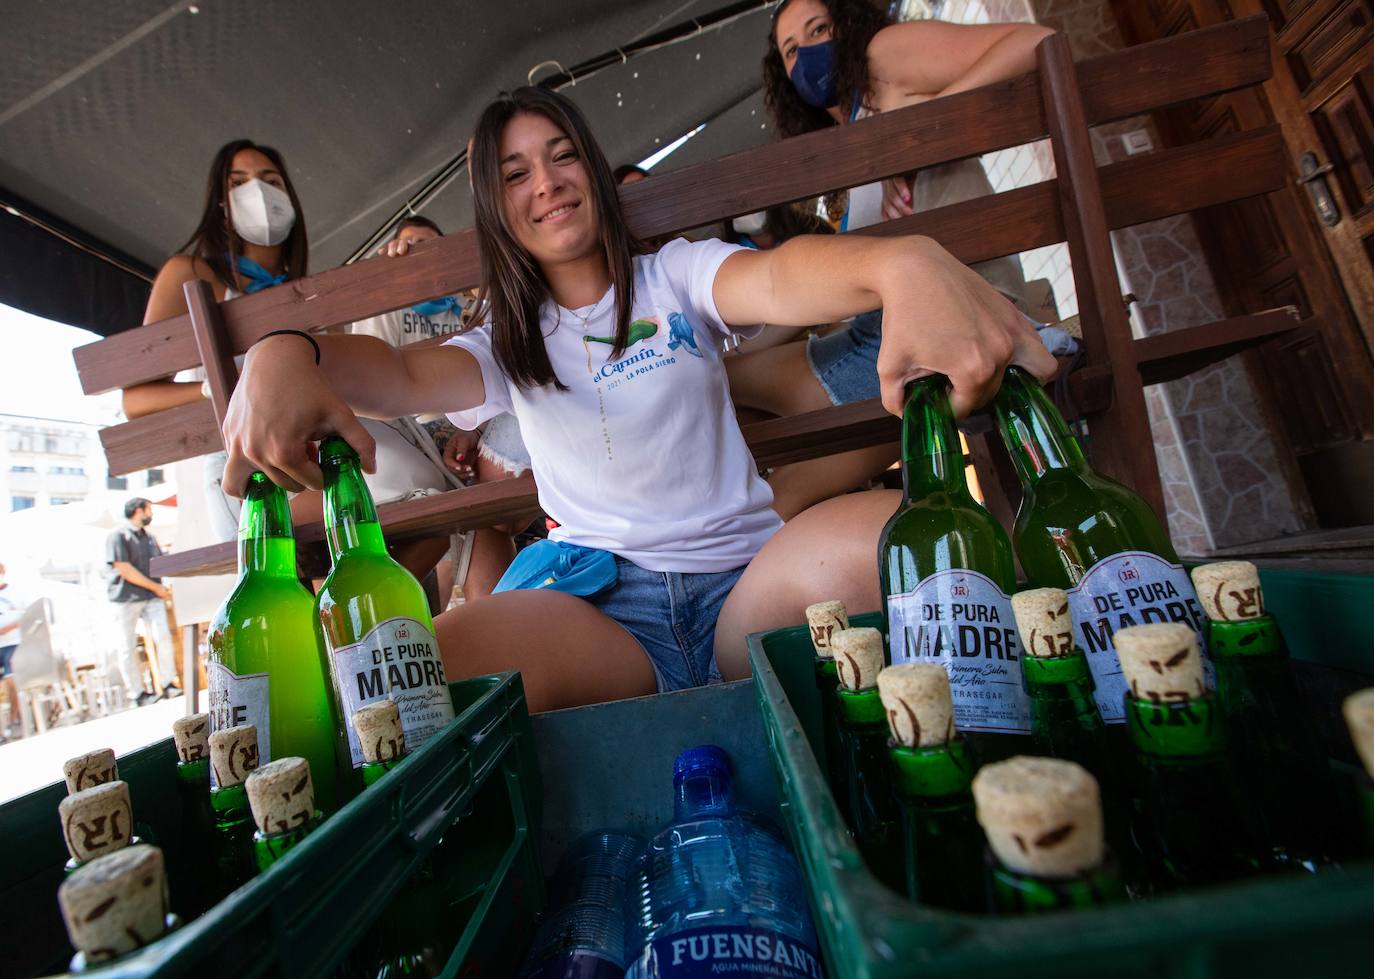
[218,87,1055,713]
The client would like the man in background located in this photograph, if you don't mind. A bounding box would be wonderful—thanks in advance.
[106,498,178,705]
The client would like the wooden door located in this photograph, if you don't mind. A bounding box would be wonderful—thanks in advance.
[1112,0,1374,525]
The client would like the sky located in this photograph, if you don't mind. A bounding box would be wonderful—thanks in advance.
[0,304,121,425]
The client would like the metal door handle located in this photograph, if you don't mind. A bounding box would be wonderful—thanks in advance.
[1298,152,1341,227]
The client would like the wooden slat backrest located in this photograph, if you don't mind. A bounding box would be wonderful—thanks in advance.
[75,16,1269,399]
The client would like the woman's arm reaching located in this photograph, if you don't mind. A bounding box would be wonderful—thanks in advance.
[220,332,485,495]
[712,234,1056,419]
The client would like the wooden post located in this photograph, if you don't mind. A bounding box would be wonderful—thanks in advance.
[184,279,240,427]
[1037,32,1167,520]
[183,623,199,716]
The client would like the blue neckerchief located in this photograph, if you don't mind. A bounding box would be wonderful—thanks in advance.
[411,296,465,317]
[492,539,617,598]
[233,254,287,293]
[736,235,760,251]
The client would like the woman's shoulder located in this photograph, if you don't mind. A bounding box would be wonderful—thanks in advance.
[153,254,222,289]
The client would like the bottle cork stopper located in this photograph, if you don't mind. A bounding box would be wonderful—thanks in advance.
[209,724,260,788]
[877,663,954,747]
[63,749,118,794]
[972,756,1104,878]
[59,781,134,863]
[354,700,406,763]
[832,627,884,691]
[1011,588,1076,659]
[804,600,849,658]
[171,714,211,763]
[245,757,315,836]
[1343,688,1374,779]
[1190,561,1265,621]
[59,844,168,963]
[1115,622,1207,703]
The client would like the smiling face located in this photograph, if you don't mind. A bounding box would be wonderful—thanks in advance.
[497,111,599,269]
[774,0,833,74]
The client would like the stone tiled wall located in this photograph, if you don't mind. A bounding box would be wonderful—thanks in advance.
[938,0,1310,553]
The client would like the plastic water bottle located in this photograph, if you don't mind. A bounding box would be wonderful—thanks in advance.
[626,745,824,978]
[518,830,645,978]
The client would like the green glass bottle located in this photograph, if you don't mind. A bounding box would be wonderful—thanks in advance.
[207,471,338,814]
[171,713,220,913]
[354,701,453,979]
[805,600,851,825]
[1193,561,1336,871]
[1344,689,1374,856]
[207,724,260,891]
[832,628,905,892]
[878,663,985,911]
[973,756,1125,914]
[315,436,456,782]
[245,757,322,872]
[1116,623,1259,890]
[880,377,1031,750]
[992,367,1210,725]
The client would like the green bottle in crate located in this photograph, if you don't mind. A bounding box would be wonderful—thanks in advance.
[1192,561,1337,871]
[831,628,905,892]
[992,366,1210,727]
[880,376,1032,753]
[316,436,456,787]
[171,713,220,914]
[207,724,260,891]
[805,599,852,825]
[207,471,339,814]
[1116,624,1260,889]
[877,662,985,911]
[973,756,1126,913]
[1343,689,1374,855]
[245,757,322,872]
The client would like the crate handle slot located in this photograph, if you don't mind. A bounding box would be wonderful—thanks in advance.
[405,757,474,851]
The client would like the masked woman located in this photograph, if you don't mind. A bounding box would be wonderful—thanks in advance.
[219,87,1054,713]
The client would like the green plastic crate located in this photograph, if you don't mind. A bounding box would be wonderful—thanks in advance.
[0,672,543,979]
[748,568,1374,979]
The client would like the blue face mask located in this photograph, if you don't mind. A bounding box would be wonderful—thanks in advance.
[411,296,465,317]
[789,40,838,109]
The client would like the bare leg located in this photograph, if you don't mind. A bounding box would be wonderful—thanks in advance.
[435,590,654,712]
[727,343,898,520]
[713,489,900,680]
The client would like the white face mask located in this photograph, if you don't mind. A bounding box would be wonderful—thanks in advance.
[229,179,296,246]
[732,211,768,236]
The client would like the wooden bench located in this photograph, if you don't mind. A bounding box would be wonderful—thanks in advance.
[73,17,1300,580]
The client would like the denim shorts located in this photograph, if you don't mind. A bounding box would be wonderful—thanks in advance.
[806,310,883,406]
[587,557,745,692]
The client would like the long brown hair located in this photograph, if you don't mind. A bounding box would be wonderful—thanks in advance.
[470,87,641,391]
[762,0,890,139]
[177,139,309,289]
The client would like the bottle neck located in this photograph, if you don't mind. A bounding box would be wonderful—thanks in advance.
[988,858,1123,912]
[900,377,971,502]
[1125,694,1225,758]
[992,366,1089,487]
[361,755,405,788]
[322,455,387,561]
[237,474,299,578]
[836,686,887,726]
[1022,650,1095,697]
[1207,615,1285,660]
[888,739,973,799]
[674,769,736,821]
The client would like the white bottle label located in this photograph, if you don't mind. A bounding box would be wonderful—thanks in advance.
[331,616,455,767]
[207,662,270,788]
[887,569,1032,734]
[1066,551,1212,723]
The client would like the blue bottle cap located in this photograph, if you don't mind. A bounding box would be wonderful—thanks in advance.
[674,745,731,783]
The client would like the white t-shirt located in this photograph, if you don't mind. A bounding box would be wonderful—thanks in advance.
[444,237,782,573]
[350,305,466,347]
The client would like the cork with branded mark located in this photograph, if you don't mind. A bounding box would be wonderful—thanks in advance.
[1115,623,1207,703]
[972,756,1104,878]
[877,663,954,747]
[354,700,405,764]
[1191,561,1265,622]
[63,749,118,794]
[209,725,260,788]
[59,844,168,962]
[1344,688,1374,779]
[805,600,849,659]
[832,627,884,691]
[59,781,134,863]
[1012,588,1076,659]
[245,757,315,836]
[172,714,210,763]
